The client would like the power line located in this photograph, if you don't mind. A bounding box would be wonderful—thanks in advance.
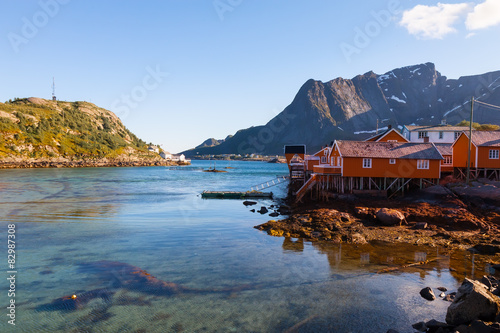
[474,99,500,110]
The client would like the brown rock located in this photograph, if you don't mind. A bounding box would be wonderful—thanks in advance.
[376,208,406,226]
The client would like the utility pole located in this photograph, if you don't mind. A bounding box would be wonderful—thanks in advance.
[465,97,473,186]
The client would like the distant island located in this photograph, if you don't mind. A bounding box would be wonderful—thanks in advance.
[0,97,188,168]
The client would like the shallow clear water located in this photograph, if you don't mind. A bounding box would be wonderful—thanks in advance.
[0,161,496,332]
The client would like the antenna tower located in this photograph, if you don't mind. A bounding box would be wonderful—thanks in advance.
[52,77,56,101]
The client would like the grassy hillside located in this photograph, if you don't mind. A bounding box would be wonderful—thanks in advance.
[0,97,156,160]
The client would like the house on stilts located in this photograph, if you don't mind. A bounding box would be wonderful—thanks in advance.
[290,140,443,201]
[452,131,500,180]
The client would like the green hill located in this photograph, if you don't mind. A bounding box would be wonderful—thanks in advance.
[0,97,161,164]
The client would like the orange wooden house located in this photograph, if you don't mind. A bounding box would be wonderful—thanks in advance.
[294,140,443,199]
[452,131,500,179]
[330,141,442,179]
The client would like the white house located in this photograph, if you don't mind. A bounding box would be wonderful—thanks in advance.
[172,154,186,162]
[401,125,471,144]
[148,145,160,153]
[160,151,172,160]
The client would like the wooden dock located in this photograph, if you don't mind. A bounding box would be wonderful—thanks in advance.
[201,191,273,199]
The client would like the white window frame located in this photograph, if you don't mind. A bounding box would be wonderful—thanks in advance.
[387,140,397,142]
[439,131,443,139]
[454,132,461,140]
[337,156,341,166]
[417,160,429,169]
[321,156,327,163]
[443,156,452,165]
[489,149,499,159]
[363,158,372,168]
[418,131,428,139]
[389,158,396,164]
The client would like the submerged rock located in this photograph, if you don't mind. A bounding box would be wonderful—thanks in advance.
[446,278,500,326]
[243,201,257,206]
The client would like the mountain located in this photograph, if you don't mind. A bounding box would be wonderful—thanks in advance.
[195,137,225,149]
[0,97,161,163]
[184,62,500,156]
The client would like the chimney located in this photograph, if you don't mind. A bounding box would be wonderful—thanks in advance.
[441,119,447,125]
[423,137,429,143]
[388,124,392,129]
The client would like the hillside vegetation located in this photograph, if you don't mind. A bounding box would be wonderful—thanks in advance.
[0,97,157,161]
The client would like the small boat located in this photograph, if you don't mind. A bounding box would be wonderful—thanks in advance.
[201,191,273,199]
[203,161,228,172]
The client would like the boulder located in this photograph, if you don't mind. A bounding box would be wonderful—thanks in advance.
[438,287,448,292]
[243,200,257,206]
[375,208,406,226]
[258,207,268,214]
[446,278,500,326]
[412,321,427,332]
[425,319,452,331]
[420,287,436,301]
[269,212,279,217]
[467,320,500,333]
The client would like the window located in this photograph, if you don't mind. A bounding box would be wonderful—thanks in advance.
[454,132,461,140]
[389,159,396,164]
[490,149,499,159]
[443,156,452,165]
[363,158,372,168]
[337,156,341,166]
[417,160,429,169]
[418,131,428,139]
[439,131,443,139]
[321,156,327,163]
[387,140,397,142]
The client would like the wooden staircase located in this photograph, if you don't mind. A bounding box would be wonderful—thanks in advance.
[295,174,317,202]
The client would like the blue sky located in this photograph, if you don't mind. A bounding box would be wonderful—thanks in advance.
[1,0,499,153]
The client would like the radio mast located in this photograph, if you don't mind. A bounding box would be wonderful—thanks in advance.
[52,77,56,101]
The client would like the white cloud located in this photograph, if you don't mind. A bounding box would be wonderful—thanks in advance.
[466,0,500,30]
[399,2,472,39]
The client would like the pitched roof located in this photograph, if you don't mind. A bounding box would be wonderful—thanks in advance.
[434,143,452,156]
[466,131,500,147]
[336,141,443,160]
[404,125,470,132]
[364,128,408,142]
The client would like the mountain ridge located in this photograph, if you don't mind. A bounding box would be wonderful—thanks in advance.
[183,62,500,156]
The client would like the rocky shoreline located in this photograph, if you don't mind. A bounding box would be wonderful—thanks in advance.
[255,182,500,253]
[0,159,190,169]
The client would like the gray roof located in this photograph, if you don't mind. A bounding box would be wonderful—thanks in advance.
[434,143,452,156]
[336,141,443,160]
[404,125,470,132]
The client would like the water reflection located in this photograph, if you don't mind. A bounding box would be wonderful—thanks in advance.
[282,238,499,283]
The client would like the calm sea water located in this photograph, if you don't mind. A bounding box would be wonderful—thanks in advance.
[0,161,495,332]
